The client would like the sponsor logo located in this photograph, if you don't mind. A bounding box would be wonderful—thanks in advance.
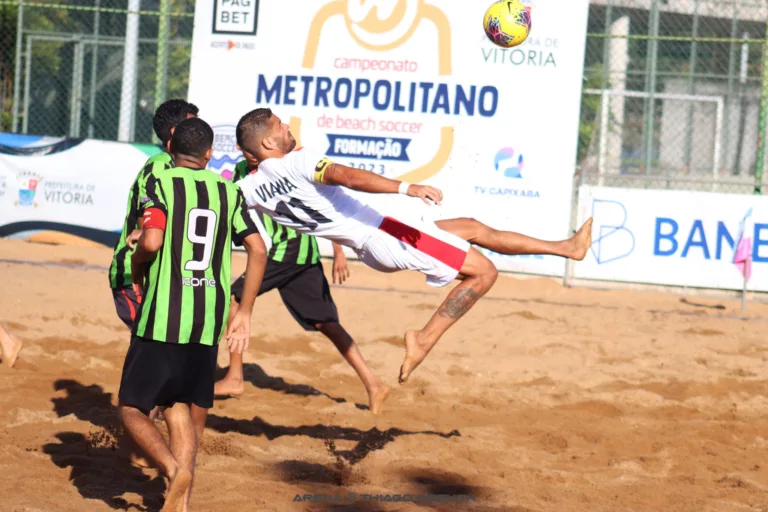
[14,172,96,207]
[480,1,558,69]
[653,215,768,263]
[212,0,258,36]
[474,147,539,199]
[15,171,42,207]
[589,199,635,264]
[494,147,524,178]
[209,125,243,181]
[43,181,95,206]
[210,39,255,51]
[326,134,411,162]
[182,277,217,288]
[254,0,500,183]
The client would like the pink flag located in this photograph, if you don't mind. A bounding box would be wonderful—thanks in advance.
[733,236,752,281]
[733,208,753,282]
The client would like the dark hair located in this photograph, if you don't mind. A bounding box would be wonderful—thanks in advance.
[236,108,273,150]
[152,99,199,146]
[170,118,214,157]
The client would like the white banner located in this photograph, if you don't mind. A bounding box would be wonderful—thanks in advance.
[575,185,768,291]
[188,0,590,276]
[0,137,162,245]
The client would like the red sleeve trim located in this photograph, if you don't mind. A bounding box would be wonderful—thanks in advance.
[143,207,167,230]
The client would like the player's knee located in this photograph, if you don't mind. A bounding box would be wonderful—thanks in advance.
[479,258,499,289]
[456,217,487,241]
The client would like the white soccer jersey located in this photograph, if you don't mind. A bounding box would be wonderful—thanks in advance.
[237,148,385,249]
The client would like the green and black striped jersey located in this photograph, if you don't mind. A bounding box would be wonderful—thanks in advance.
[233,160,320,266]
[133,167,259,346]
[109,151,173,288]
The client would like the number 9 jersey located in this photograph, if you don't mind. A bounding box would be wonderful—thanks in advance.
[237,148,386,250]
[134,167,260,346]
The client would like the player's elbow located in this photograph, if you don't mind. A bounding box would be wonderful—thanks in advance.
[243,233,267,258]
[325,164,354,188]
[140,228,164,253]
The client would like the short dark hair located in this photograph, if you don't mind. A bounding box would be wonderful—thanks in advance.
[236,108,273,151]
[152,99,199,146]
[170,118,214,158]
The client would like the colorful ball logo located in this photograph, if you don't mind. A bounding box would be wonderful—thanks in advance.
[494,147,524,178]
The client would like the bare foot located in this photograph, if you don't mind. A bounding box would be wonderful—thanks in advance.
[162,468,192,512]
[0,328,23,368]
[213,377,245,397]
[569,217,593,261]
[399,330,430,384]
[368,384,391,415]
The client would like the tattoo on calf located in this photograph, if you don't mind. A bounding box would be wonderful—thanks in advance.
[438,288,480,319]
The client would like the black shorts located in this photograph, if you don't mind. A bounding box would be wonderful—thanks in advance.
[112,286,141,329]
[118,336,218,414]
[231,261,339,331]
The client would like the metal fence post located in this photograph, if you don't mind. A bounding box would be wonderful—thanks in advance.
[643,0,660,186]
[754,15,768,195]
[87,0,101,139]
[21,34,31,134]
[11,0,23,132]
[118,0,141,142]
[154,0,170,133]
[683,0,700,176]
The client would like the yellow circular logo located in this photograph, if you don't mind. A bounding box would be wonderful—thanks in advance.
[343,0,422,50]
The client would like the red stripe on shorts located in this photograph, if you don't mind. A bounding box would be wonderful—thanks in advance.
[121,289,137,321]
[378,216,466,271]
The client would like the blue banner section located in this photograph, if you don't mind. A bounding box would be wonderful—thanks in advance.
[325,134,411,162]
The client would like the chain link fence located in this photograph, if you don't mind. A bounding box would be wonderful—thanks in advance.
[578,0,768,194]
[0,0,194,144]
[3,1,768,194]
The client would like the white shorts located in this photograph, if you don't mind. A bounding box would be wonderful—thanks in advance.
[353,216,471,288]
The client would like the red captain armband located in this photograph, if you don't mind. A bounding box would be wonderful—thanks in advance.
[143,207,167,230]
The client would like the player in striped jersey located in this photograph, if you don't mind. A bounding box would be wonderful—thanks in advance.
[215,157,390,415]
[235,108,593,385]
[108,99,199,329]
[118,118,266,511]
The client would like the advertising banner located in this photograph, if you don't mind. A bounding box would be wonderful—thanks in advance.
[575,185,768,291]
[188,0,590,276]
[0,134,162,245]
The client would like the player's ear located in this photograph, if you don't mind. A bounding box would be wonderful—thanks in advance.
[165,126,177,152]
[204,147,213,162]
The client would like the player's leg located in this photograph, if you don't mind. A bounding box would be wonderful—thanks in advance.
[0,324,23,368]
[190,405,207,441]
[186,405,207,512]
[176,342,218,511]
[162,402,197,512]
[119,404,181,478]
[434,217,593,260]
[118,337,178,471]
[276,262,390,413]
[315,322,391,414]
[111,289,162,422]
[215,262,283,397]
[213,300,244,396]
[399,248,498,383]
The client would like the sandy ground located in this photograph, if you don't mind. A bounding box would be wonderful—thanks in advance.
[2,237,768,511]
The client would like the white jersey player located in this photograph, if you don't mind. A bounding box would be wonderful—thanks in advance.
[236,108,593,384]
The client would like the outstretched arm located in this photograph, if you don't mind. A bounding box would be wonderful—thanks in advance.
[317,162,443,205]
